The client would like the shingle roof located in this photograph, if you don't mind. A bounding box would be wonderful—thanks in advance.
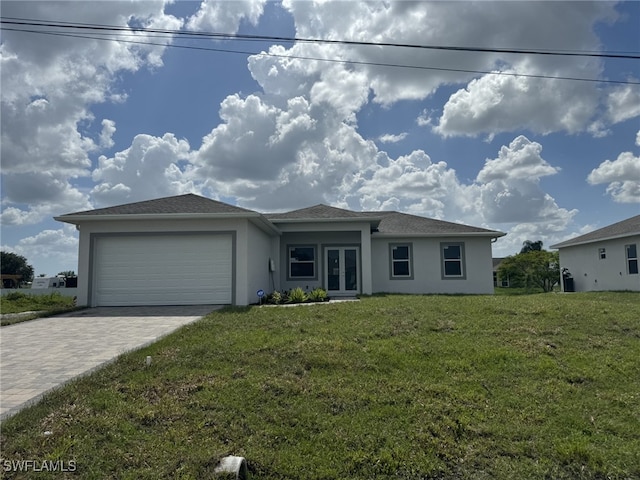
[551,215,640,249]
[57,194,256,217]
[56,195,505,237]
[264,204,371,220]
[372,211,504,236]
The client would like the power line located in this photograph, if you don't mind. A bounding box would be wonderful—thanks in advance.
[2,19,639,86]
[3,17,640,59]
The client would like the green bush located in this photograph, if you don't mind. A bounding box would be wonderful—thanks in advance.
[287,287,308,303]
[268,290,283,304]
[308,287,328,302]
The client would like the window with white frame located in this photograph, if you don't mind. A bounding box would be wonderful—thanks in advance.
[288,246,316,279]
[598,247,606,259]
[289,245,316,278]
[441,243,465,279]
[390,244,413,279]
[626,244,638,275]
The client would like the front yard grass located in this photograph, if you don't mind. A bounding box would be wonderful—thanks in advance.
[1,293,639,479]
[0,292,78,326]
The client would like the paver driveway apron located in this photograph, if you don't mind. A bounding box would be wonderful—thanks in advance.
[0,305,221,420]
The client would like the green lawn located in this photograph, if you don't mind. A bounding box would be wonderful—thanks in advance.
[0,292,78,326]
[1,293,639,479]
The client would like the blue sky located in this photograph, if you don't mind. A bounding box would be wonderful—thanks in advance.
[1,0,639,277]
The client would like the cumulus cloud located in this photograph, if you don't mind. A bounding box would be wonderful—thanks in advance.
[187,0,266,32]
[587,151,640,203]
[91,133,195,207]
[378,133,408,144]
[353,134,575,234]
[477,136,559,183]
[1,226,78,276]
[0,0,182,221]
[247,1,621,139]
[476,136,574,225]
[1,171,91,225]
[99,119,117,149]
[606,84,640,124]
[435,70,600,138]
[193,94,317,183]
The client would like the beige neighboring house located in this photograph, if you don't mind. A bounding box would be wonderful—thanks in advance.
[551,215,640,292]
[55,194,505,306]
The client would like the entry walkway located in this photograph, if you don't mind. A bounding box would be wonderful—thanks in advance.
[0,305,220,420]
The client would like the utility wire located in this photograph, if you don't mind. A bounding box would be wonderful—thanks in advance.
[2,20,640,86]
[3,17,640,59]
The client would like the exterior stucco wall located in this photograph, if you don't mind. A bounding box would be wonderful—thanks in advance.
[371,236,495,294]
[558,236,640,292]
[245,221,278,304]
[75,218,252,306]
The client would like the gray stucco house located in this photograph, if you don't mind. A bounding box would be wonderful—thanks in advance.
[55,194,505,306]
[551,215,640,292]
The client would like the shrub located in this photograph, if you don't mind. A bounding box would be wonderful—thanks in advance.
[268,290,283,305]
[308,288,328,302]
[5,291,27,302]
[287,287,308,303]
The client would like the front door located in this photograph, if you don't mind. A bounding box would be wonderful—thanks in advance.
[325,247,359,295]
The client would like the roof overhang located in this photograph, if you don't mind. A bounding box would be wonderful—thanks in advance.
[550,231,640,249]
[54,212,282,236]
[269,216,383,224]
[372,231,506,239]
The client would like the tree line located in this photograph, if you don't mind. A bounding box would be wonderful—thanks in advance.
[496,240,559,292]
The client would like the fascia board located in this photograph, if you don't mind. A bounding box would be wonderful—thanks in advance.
[372,231,506,239]
[270,217,383,224]
[54,212,282,236]
[249,216,282,236]
[54,212,263,224]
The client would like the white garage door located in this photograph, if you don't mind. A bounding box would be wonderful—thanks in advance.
[93,234,232,306]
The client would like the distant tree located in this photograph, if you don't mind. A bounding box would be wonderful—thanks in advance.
[0,251,34,283]
[520,240,544,254]
[38,273,47,277]
[498,250,560,292]
[58,271,76,278]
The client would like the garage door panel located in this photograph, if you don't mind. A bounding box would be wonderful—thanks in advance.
[93,234,232,306]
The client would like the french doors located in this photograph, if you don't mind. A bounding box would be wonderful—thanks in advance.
[325,247,359,295]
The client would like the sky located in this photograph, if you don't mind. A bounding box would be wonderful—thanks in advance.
[1,0,639,277]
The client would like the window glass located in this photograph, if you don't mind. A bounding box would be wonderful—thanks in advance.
[393,261,410,276]
[627,244,638,275]
[391,244,411,277]
[444,261,462,276]
[291,263,314,277]
[441,243,465,278]
[393,246,409,260]
[290,247,314,262]
[443,245,461,260]
[289,246,315,278]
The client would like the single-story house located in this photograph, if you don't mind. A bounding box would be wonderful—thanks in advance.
[55,194,506,306]
[550,215,639,292]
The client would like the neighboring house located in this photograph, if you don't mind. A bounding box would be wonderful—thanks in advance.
[550,215,640,292]
[55,194,505,306]
[492,258,510,287]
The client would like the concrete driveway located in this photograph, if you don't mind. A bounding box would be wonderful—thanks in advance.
[0,305,221,420]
